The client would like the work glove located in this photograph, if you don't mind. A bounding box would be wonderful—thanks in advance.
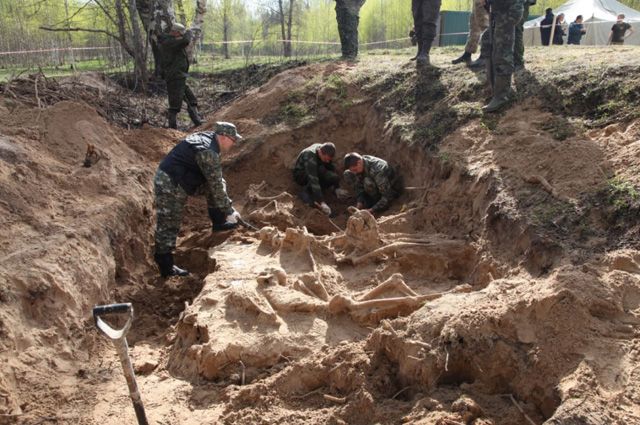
[209,207,238,231]
[335,188,349,200]
[226,208,241,224]
[316,202,331,216]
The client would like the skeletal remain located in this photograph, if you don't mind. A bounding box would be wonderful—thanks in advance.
[247,181,294,202]
[256,267,288,286]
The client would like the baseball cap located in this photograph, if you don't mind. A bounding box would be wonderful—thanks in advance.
[215,122,243,141]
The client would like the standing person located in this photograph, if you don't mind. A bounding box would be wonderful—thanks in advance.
[411,0,443,66]
[451,0,490,65]
[552,13,566,45]
[153,122,243,278]
[482,0,524,113]
[343,153,403,214]
[513,0,534,70]
[335,0,366,60]
[540,8,554,46]
[293,143,340,216]
[158,23,203,129]
[567,15,587,45]
[609,14,634,45]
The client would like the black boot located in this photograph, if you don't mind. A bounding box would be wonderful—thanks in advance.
[187,105,204,127]
[482,75,514,113]
[208,207,238,232]
[468,56,487,69]
[416,41,430,67]
[154,253,189,278]
[452,51,472,64]
[410,40,422,61]
[167,111,178,129]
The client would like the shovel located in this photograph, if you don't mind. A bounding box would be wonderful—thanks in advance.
[93,303,149,425]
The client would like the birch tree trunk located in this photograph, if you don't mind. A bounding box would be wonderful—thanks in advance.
[186,0,207,63]
[136,0,176,77]
[128,0,148,90]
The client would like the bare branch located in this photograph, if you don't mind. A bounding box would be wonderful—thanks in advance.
[93,0,119,28]
[39,26,119,39]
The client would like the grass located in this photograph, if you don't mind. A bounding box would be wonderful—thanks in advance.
[607,177,639,212]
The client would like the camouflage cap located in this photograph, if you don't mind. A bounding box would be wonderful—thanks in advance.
[215,121,243,141]
[171,23,186,34]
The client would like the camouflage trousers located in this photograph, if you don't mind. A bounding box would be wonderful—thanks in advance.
[294,167,340,201]
[513,0,529,67]
[487,0,524,79]
[478,0,526,64]
[154,169,188,255]
[344,171,403,211]
[464,0,489,54]
[412,0,442,53]
[335,0,362,58]
[166,78,198,113]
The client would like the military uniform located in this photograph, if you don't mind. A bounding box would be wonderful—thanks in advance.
[513,0,530,68]
[412,0,443,65]
[158,31,201,128]
[465,0,490,55]
[349,155,402,213]
[335,0,365,59]
[155,132,233,254]
[293,144,339,204]
[482,0,524,112]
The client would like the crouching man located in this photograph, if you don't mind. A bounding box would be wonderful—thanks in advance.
[343,152,403,214]
[153,122,243,278]
[293,142,340,216]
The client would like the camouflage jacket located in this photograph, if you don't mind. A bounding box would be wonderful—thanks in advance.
[158,33,190,81]
[158,132,232,214]
[335,0,366,13]
[293,143,335,202]
[355,155,398,212]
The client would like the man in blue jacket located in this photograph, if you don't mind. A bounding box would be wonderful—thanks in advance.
[567,15,586,45]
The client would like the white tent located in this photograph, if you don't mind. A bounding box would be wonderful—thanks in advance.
[523,0,640,45]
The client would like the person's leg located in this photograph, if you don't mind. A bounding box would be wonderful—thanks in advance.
[416,0,443,66]
[514,0,529,69]
[482,0,522,112]
[467,0,490,54]
[411,0,423,61]
[184,83,203,126]
[153,169,188,277]
[469,28,491,68]
[166,78,186,129]
[335,1,359,59]
[318,166,340,190]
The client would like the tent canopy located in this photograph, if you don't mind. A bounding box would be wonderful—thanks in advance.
[523,0,640,45]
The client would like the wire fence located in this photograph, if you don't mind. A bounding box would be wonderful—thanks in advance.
[0,17,635,79]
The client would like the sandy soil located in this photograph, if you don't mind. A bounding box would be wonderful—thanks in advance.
[0,46,639,425]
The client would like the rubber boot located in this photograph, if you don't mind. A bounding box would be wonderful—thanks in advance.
[416,41,430,67]
[468,56,487,69]
[482,75,514,113]
[154,253,189,278]
[452,51,472,65]
[410,40,422,61]
[167,111,178,129]
[187,105,204,127]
